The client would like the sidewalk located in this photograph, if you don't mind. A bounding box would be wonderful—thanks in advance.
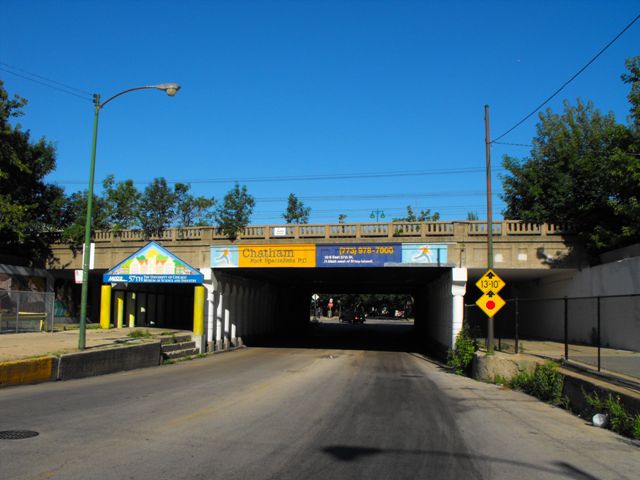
[0,327,189,363]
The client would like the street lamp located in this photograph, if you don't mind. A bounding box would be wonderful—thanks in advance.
[78,83,181,349]
[370,209,385,223]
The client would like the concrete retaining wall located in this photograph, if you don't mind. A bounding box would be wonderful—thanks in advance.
[1,341,163,388]
[471,352,640,416]
[58,341,162,381]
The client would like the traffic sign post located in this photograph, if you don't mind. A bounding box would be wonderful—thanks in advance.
[475,269,506,352]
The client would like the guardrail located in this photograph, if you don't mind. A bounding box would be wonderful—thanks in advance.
[89,221,572,244]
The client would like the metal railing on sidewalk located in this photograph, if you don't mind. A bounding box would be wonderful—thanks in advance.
[0,290,55,333]
[465,293,640,381]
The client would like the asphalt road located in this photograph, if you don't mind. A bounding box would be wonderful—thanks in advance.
[1,323,638,479]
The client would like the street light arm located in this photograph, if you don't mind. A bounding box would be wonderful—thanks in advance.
[78,80,180,350]
[97,83,181,109]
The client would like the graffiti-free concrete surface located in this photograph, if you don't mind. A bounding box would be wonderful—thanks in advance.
[0,327,188,362]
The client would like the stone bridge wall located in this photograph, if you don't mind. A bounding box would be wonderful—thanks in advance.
[49,220,581,271]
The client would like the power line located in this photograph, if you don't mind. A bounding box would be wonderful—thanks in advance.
[492,141,533,148]
[0,62,93,102]
[250,204,506,218]
[52,166,508,186]
[255,190,497,203]
[491,13,640,143]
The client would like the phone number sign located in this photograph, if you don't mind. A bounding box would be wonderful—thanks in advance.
[316,244,401,267]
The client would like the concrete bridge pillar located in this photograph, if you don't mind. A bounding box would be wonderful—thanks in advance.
[450,268,467,349]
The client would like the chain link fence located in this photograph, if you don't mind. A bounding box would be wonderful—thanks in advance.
[0,290,55,333]
[465,294,640,381]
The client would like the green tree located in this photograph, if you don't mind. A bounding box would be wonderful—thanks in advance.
[338,213,347,223]
[621,56,640,131]
[501,98,637,254]
[417,208,440,221]
[282,193,310,224]
[61,190,110,252]
[174,182,215,227]
[214,183,255,240]
[102,175,140,231]
[467,211,479,221]
[0,81,67,266]
[137,178,176,239]
[393,205,440,222]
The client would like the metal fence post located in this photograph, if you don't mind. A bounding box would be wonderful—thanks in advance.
[498,311,502,351]
[564,296,568,360]
[16,292,20,333]
[597,296,601,372]
[515,297,519,354]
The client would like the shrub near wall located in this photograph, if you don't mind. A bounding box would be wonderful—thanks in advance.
[448,326,478,375]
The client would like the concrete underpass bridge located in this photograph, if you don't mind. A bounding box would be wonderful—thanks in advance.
[50,220,582,354]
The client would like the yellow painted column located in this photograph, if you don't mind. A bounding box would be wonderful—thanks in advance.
[114,291,125,329]
[193,286,206,353]
[193,286,205,336]
[127,292,137,328]
[100,285,112,329]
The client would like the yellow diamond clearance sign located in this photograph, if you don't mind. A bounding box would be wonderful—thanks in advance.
[475,269,506,317]
[475,269,505,294]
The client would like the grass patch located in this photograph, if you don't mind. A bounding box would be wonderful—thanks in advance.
[495,366,639,441]
[507,361,567,407]
[583,390,640,439]
[127,329,152,339]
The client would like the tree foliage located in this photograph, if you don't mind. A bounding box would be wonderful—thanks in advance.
[102,175,140,231]
[137,178,177,239]
[621,56,640,131]
[61,190,110,252]
[174,182,215,227]
[214,183,255,240]
[501,94,639,254]
[393,205,440,222]
[0,80,66,266]
[282,193,310,224]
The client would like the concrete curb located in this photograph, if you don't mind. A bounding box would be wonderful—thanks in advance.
[0,356,58,388]
[58,341,162,381]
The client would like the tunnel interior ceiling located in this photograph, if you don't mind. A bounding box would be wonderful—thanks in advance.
[214,267,449,292]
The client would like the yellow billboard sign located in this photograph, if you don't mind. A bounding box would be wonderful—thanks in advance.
[237,244,316,268]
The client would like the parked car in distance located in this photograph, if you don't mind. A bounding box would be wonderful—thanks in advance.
[340,306,365,324]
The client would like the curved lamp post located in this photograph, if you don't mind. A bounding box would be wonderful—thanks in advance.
[370,209,385,223]
[78,83,181,349]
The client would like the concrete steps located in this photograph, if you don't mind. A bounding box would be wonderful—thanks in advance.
[160,335,198,361]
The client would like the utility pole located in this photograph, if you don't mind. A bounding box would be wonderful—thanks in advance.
[484,104,494,353]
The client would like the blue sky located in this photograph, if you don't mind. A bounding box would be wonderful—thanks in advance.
[2,1,638,224]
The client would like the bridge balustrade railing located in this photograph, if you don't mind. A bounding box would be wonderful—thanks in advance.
[330,224,357,237]
[84,220,572,244]
[425,222,454,235]
[467,221,503,235]
[361,223,389,237]
[506,221,541,235]
[299,225,326,238]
